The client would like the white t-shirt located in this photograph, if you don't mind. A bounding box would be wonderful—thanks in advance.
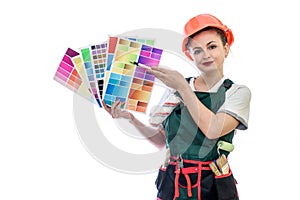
[189,77,251,130]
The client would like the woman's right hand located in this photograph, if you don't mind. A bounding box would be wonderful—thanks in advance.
[103,100,166,149]
[102,99,132,120]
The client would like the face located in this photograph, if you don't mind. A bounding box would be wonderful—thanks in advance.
[188,29,229,75]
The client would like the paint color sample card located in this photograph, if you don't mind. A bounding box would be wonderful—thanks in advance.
[106,36,155,74]
[80,47,102,107]
[128,37,155,46]
[106,36,119,73]
[89,42,107,100]
[71,54,97,104]
[53,48,94,102]
[128,41,162,112]
[103,38,163,112]
[71,54,90,93]
[103,36,119,95]
[103,36,155,97]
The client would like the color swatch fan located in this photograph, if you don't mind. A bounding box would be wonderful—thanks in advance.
[54,36,164,113]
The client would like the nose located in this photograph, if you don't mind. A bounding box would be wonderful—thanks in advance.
[201,49,210,60]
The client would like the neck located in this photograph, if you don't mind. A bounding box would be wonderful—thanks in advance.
[204,72,223,85]
[195,71,224,91]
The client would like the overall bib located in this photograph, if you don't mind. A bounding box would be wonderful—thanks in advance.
[156,79,239,200]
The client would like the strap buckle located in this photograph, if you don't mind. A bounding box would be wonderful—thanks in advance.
[177,154,183,169]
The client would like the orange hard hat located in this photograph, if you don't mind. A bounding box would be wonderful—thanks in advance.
[182,14,234,60]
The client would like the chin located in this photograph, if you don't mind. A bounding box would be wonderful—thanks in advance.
[198,66,218,73]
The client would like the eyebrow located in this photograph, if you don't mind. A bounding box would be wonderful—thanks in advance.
[192,41,217,51]
[207,41,217,46]
[192,47,202,51]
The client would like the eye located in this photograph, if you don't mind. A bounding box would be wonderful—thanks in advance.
[208,45,217,50]
[193,49,202,55]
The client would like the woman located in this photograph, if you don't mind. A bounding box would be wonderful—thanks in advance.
[104,13,251,200]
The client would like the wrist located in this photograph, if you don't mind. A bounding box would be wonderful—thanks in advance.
[176,83,190,97]
[128,112,135,123]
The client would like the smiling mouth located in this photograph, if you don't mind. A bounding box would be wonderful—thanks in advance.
[202,61,214,66]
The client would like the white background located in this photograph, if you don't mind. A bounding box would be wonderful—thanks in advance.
[1,0,300,199]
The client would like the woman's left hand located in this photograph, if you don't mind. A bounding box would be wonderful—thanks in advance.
[148,67,187,91]
[102,99,133,119]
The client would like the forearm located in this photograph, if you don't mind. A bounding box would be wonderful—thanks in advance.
[177,86,223,139]
[129,113,166,149]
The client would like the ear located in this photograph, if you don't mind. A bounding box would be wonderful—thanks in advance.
[224,43,230,58]
[184,50,194,61]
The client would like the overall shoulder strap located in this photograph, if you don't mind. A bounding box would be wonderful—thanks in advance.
[222,79,234,91]
[185,77,234,91]
[185,77,193,83]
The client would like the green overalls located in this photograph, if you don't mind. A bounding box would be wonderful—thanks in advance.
[156,78,239,200]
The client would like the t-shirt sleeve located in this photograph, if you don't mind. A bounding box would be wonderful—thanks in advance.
[217,84,251,130]
[148,89,181,127]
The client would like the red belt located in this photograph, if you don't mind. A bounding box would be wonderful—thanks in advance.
[169,157,212,200]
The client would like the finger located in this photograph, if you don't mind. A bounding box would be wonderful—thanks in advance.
[119,101,125,110]
[149,66,171,73]
[102,101,111,113]
[111,99,121,117]
[114,99,125,118]
[148,69,168,82]
[148,68,172,80]
[116,101,125,111]
[111,99,121,110]
[148,68,164,77]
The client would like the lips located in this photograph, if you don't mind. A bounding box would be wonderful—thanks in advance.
[202,61,214,66]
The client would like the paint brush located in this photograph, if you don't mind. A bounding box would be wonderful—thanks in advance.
[129,60,151,70]
[216,154,230,174]
[209,162,221,176]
